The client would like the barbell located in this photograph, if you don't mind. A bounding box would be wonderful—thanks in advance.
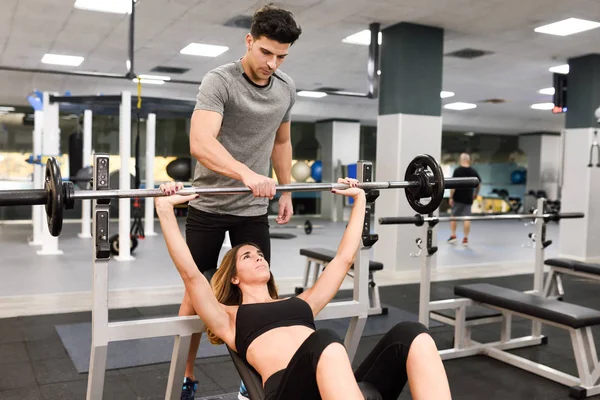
[0,154,480,237]
[379,212,585,226]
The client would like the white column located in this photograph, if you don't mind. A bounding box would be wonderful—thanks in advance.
[115,91,135,261]
[315,120,360,222]
[37,93,63,255]
[29,110,44,246]
[558,128,600,262]
[144,113,157,236]
[79,110,93,238]
[374,113,441,272]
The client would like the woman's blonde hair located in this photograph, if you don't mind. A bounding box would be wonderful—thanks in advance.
[206,242,278,345]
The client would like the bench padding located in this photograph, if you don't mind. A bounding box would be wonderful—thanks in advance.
[455,283,600,329]
[545,258,600,275]
[299,248,383,271]
[228,346,383,400]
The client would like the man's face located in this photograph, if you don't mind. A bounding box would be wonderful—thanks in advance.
[245,34,291,80]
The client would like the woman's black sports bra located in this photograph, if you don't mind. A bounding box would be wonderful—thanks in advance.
[235,297,316,361]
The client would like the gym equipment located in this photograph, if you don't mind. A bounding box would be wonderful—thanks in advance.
[166,157,192,182]
[270,219,323,235]
[310,160,322,182]
[588,129,600,168]
[0,154,479,236]
[291,160,311,182]
[109,233,139,255]
[379,200,596,398]
[82,155,377,400]
[379,211,584,225]
[491,188,523,213]
[510,169,527,184]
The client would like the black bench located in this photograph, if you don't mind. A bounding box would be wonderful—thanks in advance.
[295,248,386,316]
[228,346,383,400]
[455,283,600,398]
[544,258,600,299]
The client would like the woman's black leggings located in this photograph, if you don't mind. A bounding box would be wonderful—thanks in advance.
[263,321,429,400]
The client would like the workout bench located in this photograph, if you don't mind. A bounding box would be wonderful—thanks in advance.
[544,258,600,299]
[453,283,600,399]
[295,248,387,316]
[227,347,383,400]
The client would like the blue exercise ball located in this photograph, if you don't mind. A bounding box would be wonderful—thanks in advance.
[311,160,322,182]
[511,169,526,184]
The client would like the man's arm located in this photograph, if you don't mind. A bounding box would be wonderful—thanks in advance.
[271,121,292,185]
[189,110,253,181]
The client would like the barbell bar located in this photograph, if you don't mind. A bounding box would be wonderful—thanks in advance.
[0,154,480,237]
[379,212,585,226]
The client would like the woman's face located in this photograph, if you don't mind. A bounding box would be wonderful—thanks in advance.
[232,244,270,285]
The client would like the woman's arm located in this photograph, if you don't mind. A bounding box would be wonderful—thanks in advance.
[155,184,231,339]
[298,179,366,315]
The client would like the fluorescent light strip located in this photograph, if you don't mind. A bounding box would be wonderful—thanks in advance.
[0,106,15,112]
[132,78,165,85]
[535,18,600,36]
[444,102,477,111]
[297,91,327,98]
[42,54,84,66]
[74,0,132,14]
[539,87,555,95]
[342,30,382,46]
[180,43,229,57]
[138,74,171,81]
[531,102,554,110]
[549,64,569,74]
[440,91,455,99]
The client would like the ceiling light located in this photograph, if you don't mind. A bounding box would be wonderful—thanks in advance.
[42,54,84,66]
[534,18,600,36]
[440,91,455,99]
[377,70,381,76]
[342,30,382,46]
[444,102,477,111]
[297,91,327,98]
[180,43,229,57]
[74,0,132,14]
[0,106,15,112]
[539,87,556,95]
[132,78,165,85]
[549,64,569,74]
[138,74,171,81]
[531,102,555,110]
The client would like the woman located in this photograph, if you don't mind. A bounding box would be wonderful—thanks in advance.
[155,179,451,400]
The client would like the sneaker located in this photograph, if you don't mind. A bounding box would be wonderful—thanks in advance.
[462,237,469,246]
[181,377,198,400]
[238,381,249,400]
[447,235,457,244]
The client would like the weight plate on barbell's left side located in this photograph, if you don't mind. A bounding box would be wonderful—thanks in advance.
[404,154,445,214]
[45,157,64,237]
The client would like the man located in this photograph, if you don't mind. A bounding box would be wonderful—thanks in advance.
[448,153,481,246]
[181,5,302,400]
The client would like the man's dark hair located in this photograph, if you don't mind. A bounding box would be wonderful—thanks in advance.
[250,4,302,44]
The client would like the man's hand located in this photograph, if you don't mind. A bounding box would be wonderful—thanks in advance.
[242,171,277,199]
[276,193,293,224]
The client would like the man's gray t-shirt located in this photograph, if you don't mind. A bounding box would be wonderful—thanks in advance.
[189,60,296,216]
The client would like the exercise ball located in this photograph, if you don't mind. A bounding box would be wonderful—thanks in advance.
[310,160,322,182]
[510,170,526,185]
[167,157,192,182]
[292,161,311,182]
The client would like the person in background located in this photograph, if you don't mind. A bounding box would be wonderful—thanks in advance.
[448,153,481,246]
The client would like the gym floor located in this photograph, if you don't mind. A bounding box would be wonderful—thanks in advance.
[1,218,591,399]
